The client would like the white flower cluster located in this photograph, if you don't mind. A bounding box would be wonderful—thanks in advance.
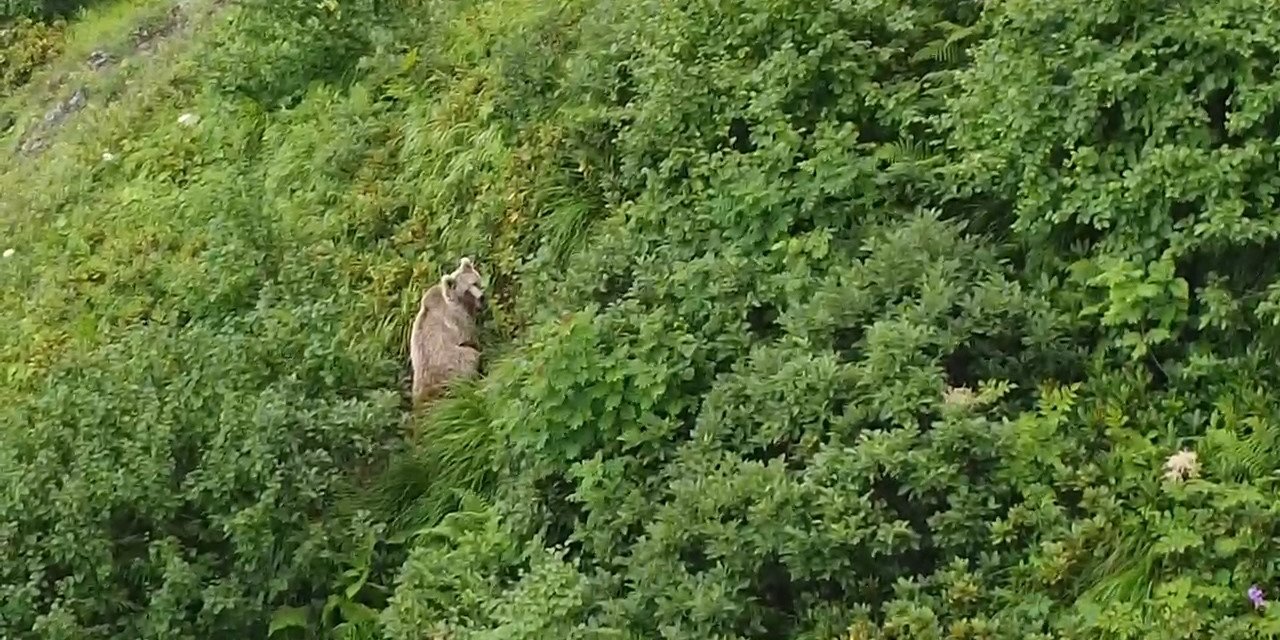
[1163,449,1200,482]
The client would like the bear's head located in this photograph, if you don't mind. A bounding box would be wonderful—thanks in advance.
[442,257,486,315]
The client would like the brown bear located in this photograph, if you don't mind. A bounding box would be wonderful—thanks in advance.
[408,257,486,406]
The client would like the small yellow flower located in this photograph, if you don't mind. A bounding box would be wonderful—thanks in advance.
[1164,449,1200,482]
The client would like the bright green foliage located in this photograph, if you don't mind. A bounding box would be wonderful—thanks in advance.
[7,0,1280,638]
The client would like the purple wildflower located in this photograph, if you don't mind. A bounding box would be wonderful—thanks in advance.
[1248,584,1266,609]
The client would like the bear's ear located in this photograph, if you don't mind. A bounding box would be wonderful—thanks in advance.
[458,257,473,270]
[440,274,457,300]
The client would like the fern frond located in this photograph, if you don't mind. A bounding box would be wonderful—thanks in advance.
[910,21,983,65]
[1201,411,1280,483]
[874,139,929,164]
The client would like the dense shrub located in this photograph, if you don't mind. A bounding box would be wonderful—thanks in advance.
[378,0,1280,637]
[0,23,413,634]
[202,0,382,107]
[947,0,1280,361]
[0,324,400,637]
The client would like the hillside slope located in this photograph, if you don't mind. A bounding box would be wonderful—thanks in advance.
[5,0,1280,638]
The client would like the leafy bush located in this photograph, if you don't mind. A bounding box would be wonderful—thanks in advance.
[0,16,64,91]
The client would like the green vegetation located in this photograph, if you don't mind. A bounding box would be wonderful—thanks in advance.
[5,0,1280,637]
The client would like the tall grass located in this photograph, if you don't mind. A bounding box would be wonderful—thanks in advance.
[340,377,500,540]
